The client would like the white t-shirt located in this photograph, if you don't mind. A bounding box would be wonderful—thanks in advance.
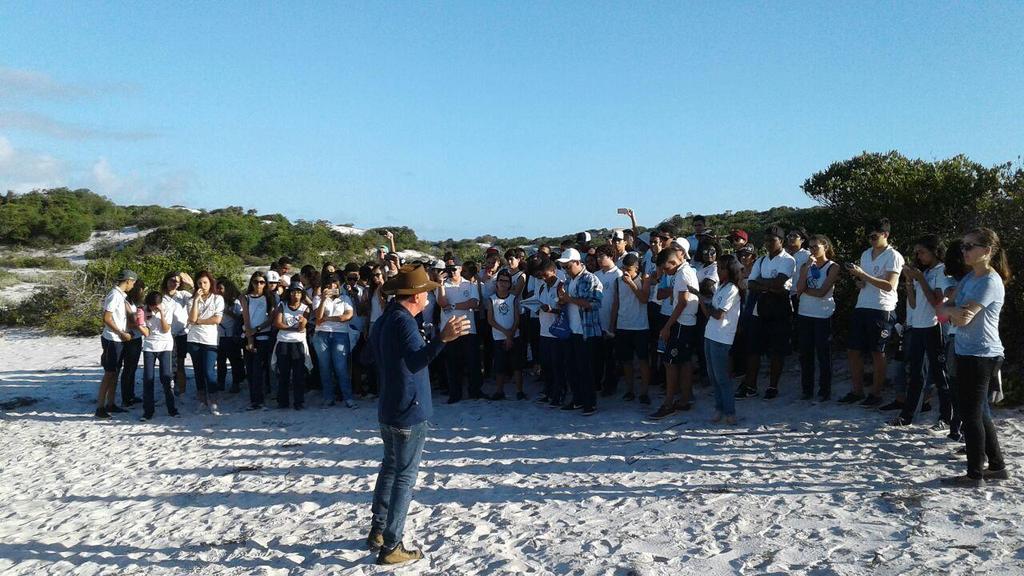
[644,251,661,304]
[313,294,354,333]
[705,283,741,345]
[594,267,623,335]
[907,263,953,328]
[245,294,272,340]
[798,261,836,319]
[101,287,129,342]
[438,278,478,335]
[658,271,676,317]
[697,262,719,305]
[615,275,649,331]
[478,272,498,302]
[186,294,225,346]
[142,309,174,353]
[567,273,584,335]
[537,280,561,338]
[369,291,386,326]
[749,252,797,317]
[162,291,192,336]
[489,294,519,341]
[218,299,242,338]
[673,264,700,327]
[276,302,308,343]
[345,284,366,336]
[855,246,905,311]
[789,249,811,295]
[522,275,541,315]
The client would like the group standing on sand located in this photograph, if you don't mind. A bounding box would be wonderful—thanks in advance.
[96,209,1011,564]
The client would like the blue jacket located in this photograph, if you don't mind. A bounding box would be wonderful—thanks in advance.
[371,300,446,427]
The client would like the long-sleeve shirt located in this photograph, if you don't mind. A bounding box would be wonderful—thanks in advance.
[370,300,446,427]
[567,270,604,339]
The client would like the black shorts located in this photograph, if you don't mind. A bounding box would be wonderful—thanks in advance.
[748,315,791,357]
[493,337,524,375]
[665,323,699,365]
[614,329,649,362]
[847,308,895,353]
[100,337,126,373]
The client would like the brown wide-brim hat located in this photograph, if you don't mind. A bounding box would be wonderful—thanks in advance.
[382,263,441,296]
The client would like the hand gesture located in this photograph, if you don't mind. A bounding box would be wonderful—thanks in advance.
[440,316,471,343]
[384,230,394,240]
[623,274,638,290]
[297,316,308,330]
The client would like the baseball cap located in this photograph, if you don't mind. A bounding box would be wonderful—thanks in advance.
[117,269,138,282]
[609,229,625,241]
[432,259,446,270]
[670,237,690,254]
[485,246,500,256]
[728,229,749,242]
[556,248,583,263]
[575,231,592,244]
[265,270,281,283]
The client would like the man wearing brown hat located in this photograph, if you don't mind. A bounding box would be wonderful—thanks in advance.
[366,264,470,565]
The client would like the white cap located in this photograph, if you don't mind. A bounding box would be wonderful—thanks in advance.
[610,229,625,241]
[556,248,583,263]
[670,237,690,255]
[431,259,446,270]
[265,270,281,283]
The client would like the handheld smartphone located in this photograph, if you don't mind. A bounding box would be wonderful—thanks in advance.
[617,208,629,215]
[844,262,856,270]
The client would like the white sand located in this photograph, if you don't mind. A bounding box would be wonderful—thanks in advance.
[57,226,157,265]
[0,328,1021,575]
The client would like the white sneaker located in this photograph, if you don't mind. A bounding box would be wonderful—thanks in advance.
[210,403,221,416]
[345,400,356,408]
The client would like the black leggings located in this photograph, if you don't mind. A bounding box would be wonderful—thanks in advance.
[956,355,1005,478]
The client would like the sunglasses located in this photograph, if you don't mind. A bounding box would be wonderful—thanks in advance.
[256,280,266,285]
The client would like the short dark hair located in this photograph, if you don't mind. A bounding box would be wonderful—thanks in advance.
[869,218,891,234]
[914,234,946,262]
[692,215,706,224]
[622,253,640,268]
[595,244,616,259]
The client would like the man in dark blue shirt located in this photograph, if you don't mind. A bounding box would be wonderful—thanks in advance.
[366,264,470,565]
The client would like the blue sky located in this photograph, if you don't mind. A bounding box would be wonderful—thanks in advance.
[1,1,1021,240]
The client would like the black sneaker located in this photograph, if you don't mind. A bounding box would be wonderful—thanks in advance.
[920,402,932,413]
[622,391,636,401]
[763,387,779,400]
[929,421,949,433]
[548,398,562,408]
[837,392,864,404]
[860,394,883,407]
[879,400,903,411]
[801,392,813,401]
[516,392,528,400]
[673,400,692,411]
[139,414,152,422]
[560,402,578,411]
[581,406,596,416]
[817,393,830,403]
[887,416,911,427]
[646,405,676,420]
[168,411,181,418]
[600,389,616,398]
[94,408,111,419]
[638,394,651,405]
[105,404,127,414]
[246,404,262,411]
[983,467,1009,481]
[534,394,550,404]
[447,397,461,404]
[489,392,507,401]
[735,387,758,399]
[940,474,983,488]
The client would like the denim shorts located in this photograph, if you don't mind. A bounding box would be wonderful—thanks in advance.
[847,308,895,353]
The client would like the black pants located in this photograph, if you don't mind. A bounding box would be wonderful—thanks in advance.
[539,337,568,403]
[569,334,598,409]
[276,341,307,408]
[798,315,832,397]
[445,334,482,401]
[899,325,949,423]
[120,337,143,404]
[524,315,541,368]
[956,355,1005,478]
[217,336,246,390]
[594,335,618,394]
[245,338,273,407]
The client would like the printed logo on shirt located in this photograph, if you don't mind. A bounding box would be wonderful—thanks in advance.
[463,289,470,298]
[498,302,510,315]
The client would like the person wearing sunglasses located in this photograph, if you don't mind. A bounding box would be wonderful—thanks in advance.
[240,270,275,410]
[795,235,840,401]
[841,218,905,407]
[937,228,1011,487]
[159,271,194,395]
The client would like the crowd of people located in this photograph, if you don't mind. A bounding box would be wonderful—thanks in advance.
[96,210,1010,488]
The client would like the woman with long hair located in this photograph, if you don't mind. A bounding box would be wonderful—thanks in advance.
[273,279,311,410]
[160,271,194,395]
[120,280,147,407]
[939,227,1011,486]
[216,276,246,393]
[313,273,356,407]
[701,253,743,424]
[241,270,275,410]
[795,234,839,401]
[138,290,178,420]
[187,270,224,414]
[941,239,969,441]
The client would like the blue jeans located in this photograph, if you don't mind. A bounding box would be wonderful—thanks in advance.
[313,331,352,405]
[705,338,735,416]
[187,342,218,402]
[142,350,176,417]
[900,325,949,423]
[372,421,428,549]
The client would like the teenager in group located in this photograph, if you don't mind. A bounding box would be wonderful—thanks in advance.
[187,270,225,414]
[795,235,839,401]
[367,264,388,332]
[593,244,623,397]
[702,254,743,424]
[738,226,796,400]
[649,230,676,386]
[650,239,700,419]
[487,269,525,400]
[941,240,968,441]
[138,291,178,421]
[841,218,904,406]
[160,271,193,395]
[534,257,568,406]
[215,277,246,393]
[786,228,811,346]
[609,229,629,265]
[120,281,146,407]
[728,229,750,252]
[240,271,275,410]
[556,248,603,416]
[694,237,721,384]
[686,215,706,260]
[609,252,651,404]
[96,269,138,418]
[273,279,310,410]
[939,228,1010,486]
[891,235,953,426]
[313,273,356,408]
[277,256,294,286]
[437,257,482,403]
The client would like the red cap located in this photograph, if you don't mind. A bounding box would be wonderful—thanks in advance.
[729,229,749,242]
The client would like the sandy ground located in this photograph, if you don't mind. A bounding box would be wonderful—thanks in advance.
[0,328,1022,576]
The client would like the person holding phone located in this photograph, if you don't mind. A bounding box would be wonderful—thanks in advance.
[187,270,225,414]
[313,273,356,408]
[795,235,840,401]
[533,257,568,406]
[840,218,904,406]
[96,269,138,418]
[241,271,275,410]
[436,257,481,403]
[139,291,179,421]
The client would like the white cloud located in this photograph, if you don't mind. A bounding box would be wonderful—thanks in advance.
[88,157,192,206]
[0,110,156,141]
[0,66,136,101]
[0,135,67,192]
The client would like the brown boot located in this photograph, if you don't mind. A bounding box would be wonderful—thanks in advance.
[376,543,424,565]
[365,528,384,551]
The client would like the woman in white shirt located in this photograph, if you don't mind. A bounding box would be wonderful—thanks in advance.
[794,235,840,402]
[273,280,310,410]
[139,291,178,420]
[241,271,276,410]
[313,274,356,407]
[187,271,224,414]
[701,254,743,424]
[159,271,193,395]
[119,282,147,408]
[215,277,246,393]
